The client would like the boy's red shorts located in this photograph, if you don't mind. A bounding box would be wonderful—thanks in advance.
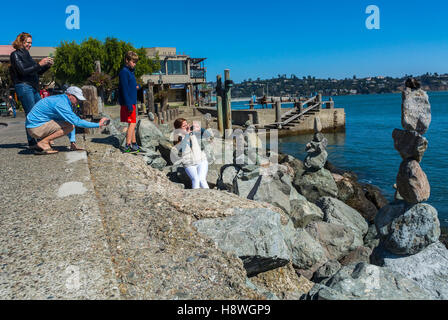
[120,105,136,123]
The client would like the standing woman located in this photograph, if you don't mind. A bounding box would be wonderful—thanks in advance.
[10,32,54,149]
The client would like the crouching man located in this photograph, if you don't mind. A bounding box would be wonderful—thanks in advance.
[25,86,108,154]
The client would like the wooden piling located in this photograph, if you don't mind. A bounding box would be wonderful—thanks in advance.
[224,69,232,131]
[216,75,224,136]
[147,81,154,114]
[317,94,322,110]
[275,101,282,123]
[166,109,171,122]
[81,85,99,117]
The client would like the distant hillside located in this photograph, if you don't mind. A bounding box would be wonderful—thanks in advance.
[228,73,448,98]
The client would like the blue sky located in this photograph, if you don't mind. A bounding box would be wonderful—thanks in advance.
[2,0,447,82]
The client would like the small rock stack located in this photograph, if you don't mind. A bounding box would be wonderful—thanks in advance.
[304,117,328,171]
[375,79,440,256]
[292,117,338,203]
[234,121,262,166]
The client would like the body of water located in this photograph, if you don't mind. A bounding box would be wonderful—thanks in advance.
[231,92,448,227]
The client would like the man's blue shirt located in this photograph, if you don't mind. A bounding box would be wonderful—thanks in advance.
[26,94,99,129]
[118,65,138,111]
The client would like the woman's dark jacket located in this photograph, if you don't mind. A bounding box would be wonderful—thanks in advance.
[10,48,50,91]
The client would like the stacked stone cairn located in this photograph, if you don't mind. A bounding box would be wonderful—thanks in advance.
[375,79,440,256]
[292,117,338,203]
[304,117,328,171]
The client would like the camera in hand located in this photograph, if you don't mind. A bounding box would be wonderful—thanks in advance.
[104,119,111,125]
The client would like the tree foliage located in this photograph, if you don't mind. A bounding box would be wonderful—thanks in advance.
[0,63,12,100]
[53,37,160,87]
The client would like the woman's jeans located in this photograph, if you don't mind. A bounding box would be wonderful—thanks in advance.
[15,83,41,146]
[185,160,210,189]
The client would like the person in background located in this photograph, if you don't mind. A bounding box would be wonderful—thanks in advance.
[10,32,53,149]
[8,95,17,118]
[25,86,108,155]
[260,95,268,109]
[40,85,49,99]
[118,51,142,153]
[171,118,209,189]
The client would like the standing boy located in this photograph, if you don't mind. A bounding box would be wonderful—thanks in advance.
[119,51,141,153]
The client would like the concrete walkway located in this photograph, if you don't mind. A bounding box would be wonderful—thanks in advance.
[0,114,119,299]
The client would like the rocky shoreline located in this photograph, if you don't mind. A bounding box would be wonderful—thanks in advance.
[93,87,448,300]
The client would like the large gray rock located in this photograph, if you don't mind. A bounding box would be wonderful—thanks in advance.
[157,139,174,165]
[401,88,431,135]
[137,119,164,149]
[107,117,127,136]
[375,201,407,236]
[285,228,329,278]
[364,224,380,250]
[143,149,164,167]
[312,260,342,284]
[306,222,362,261]
[289,195,324,228]
[206,163,222,189]
[306,263,433,300]
[339,246,372,266]
[218,165,240,191]
[252,175,296,214]
[240,165,261,181]
[193,208,291,277]
[279,156,305,180]
[375,202,440,255]
[373,241,448,300]
[316,197,369,246]
[392,129,428,162]
[232,169,303,218]
[396,160,430,204]
[363,183,389,211]
[293,168,338,203]
[150,157,167,170]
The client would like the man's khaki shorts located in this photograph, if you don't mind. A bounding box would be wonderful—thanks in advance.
[27,120,73,139]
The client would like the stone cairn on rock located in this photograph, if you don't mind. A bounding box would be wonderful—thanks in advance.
[292,117,338,203]
[234,120,263,167]
[375,78,440,256]
[304,117,328,171]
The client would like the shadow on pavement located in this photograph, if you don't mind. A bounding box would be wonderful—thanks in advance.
[0,143,28,150]
[18,149,36,155]
[91,136,121,149]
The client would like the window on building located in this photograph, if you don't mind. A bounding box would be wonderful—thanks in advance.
[152,61,166,75]
[160,61,166,74]
[167,60,187,75]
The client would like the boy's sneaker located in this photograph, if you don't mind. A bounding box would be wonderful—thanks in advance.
[131,143,143,153]
[123,144,138,154]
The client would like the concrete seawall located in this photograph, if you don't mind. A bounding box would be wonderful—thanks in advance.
[196,107,346,136]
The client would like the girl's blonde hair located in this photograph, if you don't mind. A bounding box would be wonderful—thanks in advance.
[12,32,32,50]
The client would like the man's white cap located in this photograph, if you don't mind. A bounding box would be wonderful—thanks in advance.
[66,86,86,101]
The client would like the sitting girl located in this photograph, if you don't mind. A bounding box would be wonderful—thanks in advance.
[172,118,209,189]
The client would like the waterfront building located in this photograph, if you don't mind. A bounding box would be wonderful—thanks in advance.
[142,47,207,107]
